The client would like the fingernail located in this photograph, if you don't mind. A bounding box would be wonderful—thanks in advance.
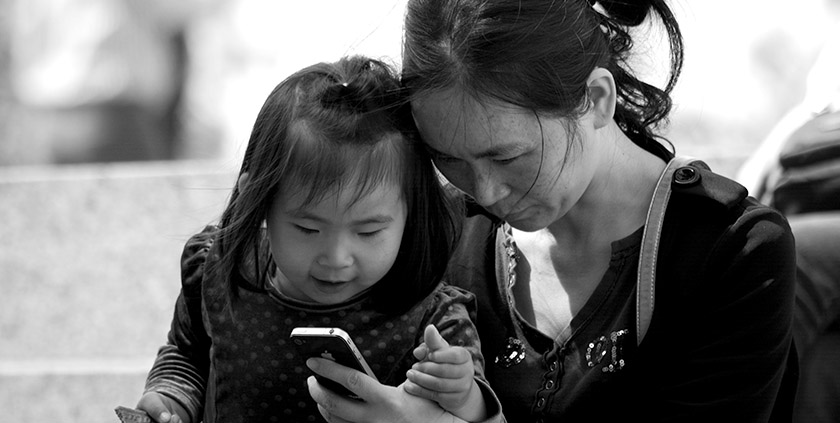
[306,358,318,370]
[160,411,171,422]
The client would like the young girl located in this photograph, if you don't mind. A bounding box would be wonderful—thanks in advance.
[136,56,494,423]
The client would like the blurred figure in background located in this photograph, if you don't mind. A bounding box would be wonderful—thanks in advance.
[737,15,840,423]
[5,0,223,164]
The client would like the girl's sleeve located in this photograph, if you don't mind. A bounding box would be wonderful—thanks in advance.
[143,226,215,423]
[424,284,506,423]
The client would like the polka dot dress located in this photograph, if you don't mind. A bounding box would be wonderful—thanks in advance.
[145,230,486,423]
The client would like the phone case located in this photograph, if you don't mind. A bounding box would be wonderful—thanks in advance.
[114,406,152,423]
[290,327,377,399]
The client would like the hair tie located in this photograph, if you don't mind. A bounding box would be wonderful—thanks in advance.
[321,81,366,112]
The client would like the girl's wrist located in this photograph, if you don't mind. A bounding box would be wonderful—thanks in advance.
[447,379,487,423]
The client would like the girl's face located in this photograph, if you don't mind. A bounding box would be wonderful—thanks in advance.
[412,88,598,232]
[266,180,407,304]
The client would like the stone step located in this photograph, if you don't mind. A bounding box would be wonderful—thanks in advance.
[1,372,149,422]
[0,160,237,423]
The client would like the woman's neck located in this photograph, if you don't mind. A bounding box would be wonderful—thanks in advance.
[547,125,665,251]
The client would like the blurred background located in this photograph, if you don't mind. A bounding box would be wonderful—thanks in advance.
[1,0,838,421]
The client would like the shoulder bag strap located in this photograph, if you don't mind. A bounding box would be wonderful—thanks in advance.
[636,156,697,346]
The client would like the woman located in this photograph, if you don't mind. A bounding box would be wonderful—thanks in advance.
[306,0,798,421]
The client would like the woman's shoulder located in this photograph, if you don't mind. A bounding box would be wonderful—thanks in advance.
[670,161,748,209]
[662,164,795,284]
[669,162,789,229]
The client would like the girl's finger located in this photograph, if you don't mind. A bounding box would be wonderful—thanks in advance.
[406,369,464,393]
[423,325,449,352]
[426,346,472,364]
[411,360,471,379]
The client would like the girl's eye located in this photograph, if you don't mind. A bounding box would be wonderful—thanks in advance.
[358,229,383,238]
[294,225,318,235]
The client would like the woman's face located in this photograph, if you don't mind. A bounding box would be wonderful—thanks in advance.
[412,88,598,232]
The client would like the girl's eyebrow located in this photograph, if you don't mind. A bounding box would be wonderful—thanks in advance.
[350,215,394,226]
[289,210,395,226]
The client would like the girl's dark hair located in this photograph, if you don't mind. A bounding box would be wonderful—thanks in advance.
[211,55,459,315]
[401,0,684,152]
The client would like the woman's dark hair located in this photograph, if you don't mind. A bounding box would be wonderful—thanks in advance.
[210,55,459,315]
[401,0,684,152]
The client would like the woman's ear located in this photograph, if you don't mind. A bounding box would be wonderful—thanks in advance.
[586,68,617,129]
[237,172,250,193]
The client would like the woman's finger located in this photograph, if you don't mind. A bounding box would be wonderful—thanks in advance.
[308,376,365,422]
[402,379,441,402]
[307,357,378,400]
[317,404,354,423]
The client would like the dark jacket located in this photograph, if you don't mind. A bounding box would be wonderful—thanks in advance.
[446,162,798,422]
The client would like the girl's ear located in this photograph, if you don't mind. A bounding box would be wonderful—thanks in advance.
[237,172,250,193]
[586,67,617,129]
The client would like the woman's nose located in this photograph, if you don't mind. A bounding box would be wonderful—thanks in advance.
[471,166,509,208]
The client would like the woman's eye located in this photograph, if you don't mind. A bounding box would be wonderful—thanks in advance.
[493,155,519,164]
[429,150,461,164]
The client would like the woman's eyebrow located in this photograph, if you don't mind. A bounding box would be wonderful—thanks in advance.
[474,144,521,159]
[426,143,521,159]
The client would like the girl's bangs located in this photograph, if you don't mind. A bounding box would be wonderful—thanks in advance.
[280,124,406,210]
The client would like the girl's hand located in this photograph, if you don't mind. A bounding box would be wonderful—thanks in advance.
[305,357,460,423]
[136,392,191,423]
[404,325,485,421]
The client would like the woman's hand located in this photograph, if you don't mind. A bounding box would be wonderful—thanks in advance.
[306,357,462,423]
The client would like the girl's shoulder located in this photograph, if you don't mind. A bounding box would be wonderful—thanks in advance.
[180,224,218,294]
[433,281,477,305]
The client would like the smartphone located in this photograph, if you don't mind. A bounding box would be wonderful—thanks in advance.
[290,327,378,400]
[114,406,151,423]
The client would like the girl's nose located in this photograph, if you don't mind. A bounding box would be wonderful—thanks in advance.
[317,235,353,268]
